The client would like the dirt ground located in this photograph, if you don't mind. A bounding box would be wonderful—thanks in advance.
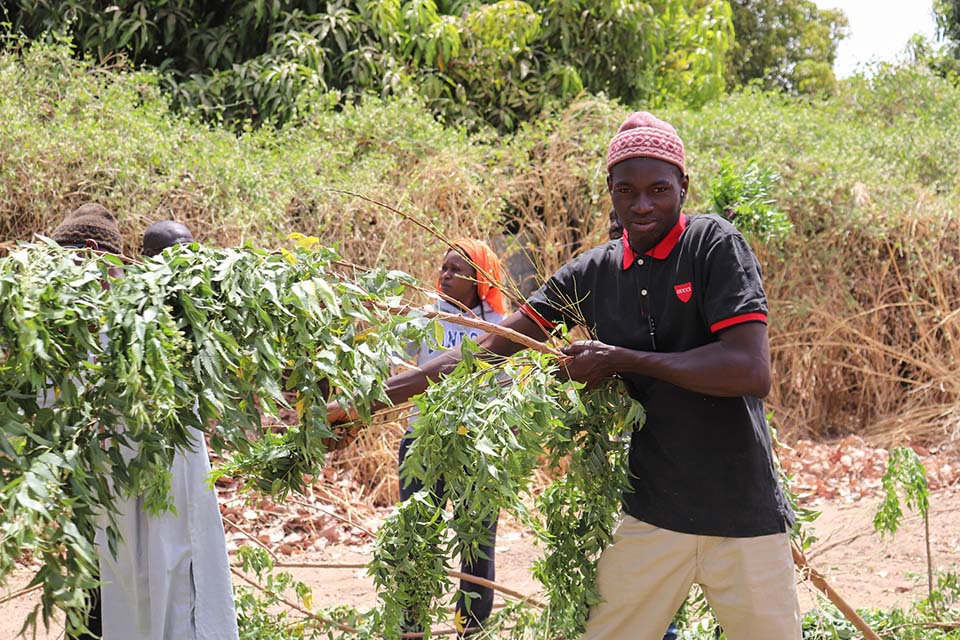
[4,484,959,639]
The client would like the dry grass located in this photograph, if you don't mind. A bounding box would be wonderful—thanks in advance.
[496,99,621,295]
[331,415,408,507]
[761,206,960,446]
[8,161,958,472]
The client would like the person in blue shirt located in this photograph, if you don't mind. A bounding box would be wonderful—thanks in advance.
[399,238,506,636]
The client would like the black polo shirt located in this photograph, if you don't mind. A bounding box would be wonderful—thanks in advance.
[522,213,794,537]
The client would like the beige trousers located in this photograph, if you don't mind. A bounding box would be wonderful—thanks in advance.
[582,515,801,640]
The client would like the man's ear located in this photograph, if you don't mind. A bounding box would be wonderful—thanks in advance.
[84,239,100,251]
[606,173,613,192]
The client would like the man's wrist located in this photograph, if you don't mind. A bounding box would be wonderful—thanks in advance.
[609,345,648,378]
[607,345,629,377]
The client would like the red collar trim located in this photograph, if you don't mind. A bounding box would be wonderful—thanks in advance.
[621,214,687,269]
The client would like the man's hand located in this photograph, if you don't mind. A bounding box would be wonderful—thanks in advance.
[559,323,771,398]
[325,400,355,425]
[560,340,620,388]
[323,401,361,452]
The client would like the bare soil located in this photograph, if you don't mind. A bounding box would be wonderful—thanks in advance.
[4,485,960,639]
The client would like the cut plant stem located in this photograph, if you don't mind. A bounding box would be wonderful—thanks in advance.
[0,583,42,606]
[264,561,545,609]
[791,543,880,640]
[231,567,361,635]
[447,570,544,608]
[326,188,528,312]
[377,302,566,359]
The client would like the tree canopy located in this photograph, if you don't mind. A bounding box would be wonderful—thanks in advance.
[726,0,848,94]
[936,0,960,48]
[4,0,845,130]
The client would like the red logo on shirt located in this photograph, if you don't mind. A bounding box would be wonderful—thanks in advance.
[674,282,692,303]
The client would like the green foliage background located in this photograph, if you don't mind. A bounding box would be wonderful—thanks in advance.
[726,0,848,94]
[4,0,841,130]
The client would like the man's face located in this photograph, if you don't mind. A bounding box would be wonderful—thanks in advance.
[607,157,688,255]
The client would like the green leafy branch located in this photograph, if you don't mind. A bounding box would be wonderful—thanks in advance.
[0,238,427,635]
[874,446,935,606]
[369,339,644,639]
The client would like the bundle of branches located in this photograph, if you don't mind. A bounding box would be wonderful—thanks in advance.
[0,237,424,634]
[227,349,645,640]
[366,345,644,639]
[2,234,882,640]
[1,233,651,639]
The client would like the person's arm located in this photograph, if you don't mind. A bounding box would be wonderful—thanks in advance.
[326,310,548,422]
[560,321,771,398]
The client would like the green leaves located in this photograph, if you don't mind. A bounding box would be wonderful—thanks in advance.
[3,242,648,639]
[531,381,641,637]
[709,157,793,243]
[874,446,930,538]
[369,492,452,637]
[726,0,848,95]
[5,1,736,131]
[375,341,644,638]
[0,240,426,635]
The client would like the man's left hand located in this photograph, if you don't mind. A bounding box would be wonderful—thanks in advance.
[560,340,619,388]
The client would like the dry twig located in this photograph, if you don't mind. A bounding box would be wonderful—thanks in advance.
[0,583,42,606]
[792,543,881,640]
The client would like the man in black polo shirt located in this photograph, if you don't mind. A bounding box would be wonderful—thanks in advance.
[329,111,801,639]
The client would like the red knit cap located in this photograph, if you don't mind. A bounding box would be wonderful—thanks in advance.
[606,112,685,174]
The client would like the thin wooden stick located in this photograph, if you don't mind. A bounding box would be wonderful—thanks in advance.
[806,529,874,561]
[332,249,559,350]
[222,516,280,562]
[261,558,545,609]
[232,566,510,638]
[332,258,480,318]
[273,562,368,569]
[806,504,956,562]
[379,302,564,358]
[447,570,544,608]
[0,582,42,606]
[326,188,531,313]
[924,510,935,611]
[400,625,484,638]
[879,620,960,633]
[792,543,881,640]
[282,496,376,538]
